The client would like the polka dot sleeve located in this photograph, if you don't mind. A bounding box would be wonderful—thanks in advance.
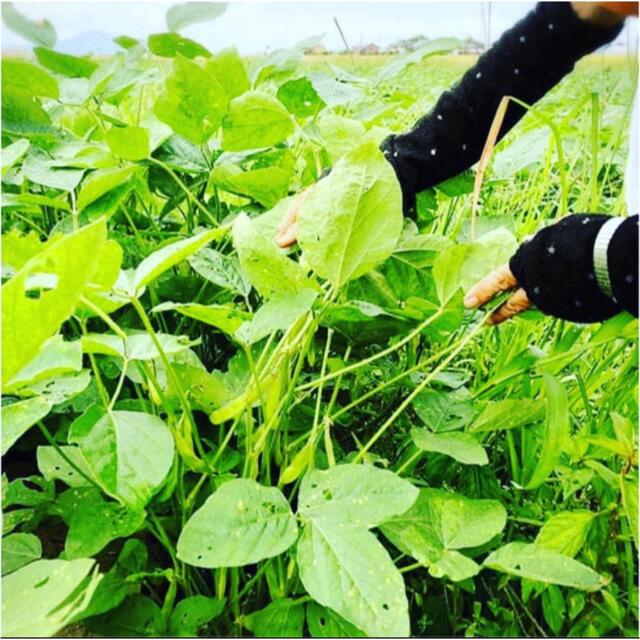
[380,2,623,216]
[508,214,638,322]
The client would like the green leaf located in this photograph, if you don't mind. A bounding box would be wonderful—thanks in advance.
[131,227,226,294]
[4,335,82,393]
[34,47,98,78]
[470,398,543,432]
[306,602,366,637]
[37,445,92,487]
[64,489,146,559]
[188,247,250,296]
[1,3,56,47]
[483,542,605,591]
[232,206,312,299]
[166,2,227,31]
[621,473,638,548]
[221,91,294,151]
[69,410,175,510]
[535,510,595,557]
[1,91,56,139]
[209,163,292,208]
[85,594,164,637]
[2,59,59,98]
[412,389,476,433]
[105,126,150,161]
[2,138,30,175]
[524,373,569,489]
[204,47,250,99]
[22,154,85,191]
[236,289,317,344]
[243,599,305,637]
[76,166,138,212]
[148,32,211,59]
[177,478,298,568]
[298,464,418,527]
[2,219,108,382]
[380,488,506,582]
[1,558,101,637]
[1,533,42,575]
[297,520,409,637]
[277,76,325,118]
[1,397,52,455]
[77,539,148,620]
[374,38,460,83]
[153,302,251,335]
[169,596,225,636]
[411,427,488,465]
[154,56,228,144]
[542,585,566,635]
[82,331,196,361]
[432,244,468,306]
[316,114,365,163]
[298,142,403,288]
[252,35,322,86]
[25,370,91,405]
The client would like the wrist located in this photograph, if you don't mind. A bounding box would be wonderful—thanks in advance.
[571,2,626,28]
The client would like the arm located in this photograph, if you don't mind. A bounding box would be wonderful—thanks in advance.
[382,2,624,215]
[465,214,638,324]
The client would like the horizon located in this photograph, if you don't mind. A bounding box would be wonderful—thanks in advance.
[2,2,637,57]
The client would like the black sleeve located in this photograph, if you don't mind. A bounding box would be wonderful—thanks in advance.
[508,214,638,323]
[381,2,623,216]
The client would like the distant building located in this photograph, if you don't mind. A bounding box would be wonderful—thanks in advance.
[354,43,380,55]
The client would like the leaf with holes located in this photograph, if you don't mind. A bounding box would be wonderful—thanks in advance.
[177,478,298,568]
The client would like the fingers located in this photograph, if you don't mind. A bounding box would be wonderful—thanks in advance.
[276,190,309,248]
[463,264,518,309]
[487,288,531,325]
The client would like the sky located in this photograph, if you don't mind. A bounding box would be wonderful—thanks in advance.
[1,1,637,56]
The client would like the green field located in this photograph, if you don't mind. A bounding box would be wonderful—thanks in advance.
[2,4,638,637]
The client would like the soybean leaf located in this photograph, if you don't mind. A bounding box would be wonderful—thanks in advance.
[222,91,294,151]
[1,91,57,139]
[411,427,488,466]
[2,219,107,382]
[34,47,98,78]
[316,113,365,163]
[37,445,92,487]
[232,206,312,299]
[236,289,317,344]
[68,410,175,510]
[205,47,250,99]
[1,558,101,637]
[85,594,164,637]
[252,35,323,86]
[105,126,150,161]
[188,247,250,296]
[154,56,228,144]
[483,542,606,591]
[77,166,138,212]
[77,539,148,620]
[277,76,325,118]
[169,596,226,636]
[209,163,292,208]
[82,331,196,360]
[26,369,91,405]
[177,478,298,567]
[166,2,227,32]
[298,142,403,288]
[4,335,82,393]
[470,398,543,432]
[130,227,226,294]
[380,488,506,582]
[148,32,211,59]
[2,138,30,175]
[1,3,56,47]
[243,599,305,637]
[1,397,52,455]
[153,301,251,335]
[432,244,468,306]
[299,464,418,527]
[22,154,85,191]
[2,59,59,99]
[297,520,410,637]
[63,489,146,559]
[1,533,42,575]
[535,510,595,557]
[524,373,569,489]
[306,602,366,637]
[621,473,638,548]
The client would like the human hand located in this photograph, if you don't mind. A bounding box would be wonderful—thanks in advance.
[463,264,531,325]
[275,189,311,248]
